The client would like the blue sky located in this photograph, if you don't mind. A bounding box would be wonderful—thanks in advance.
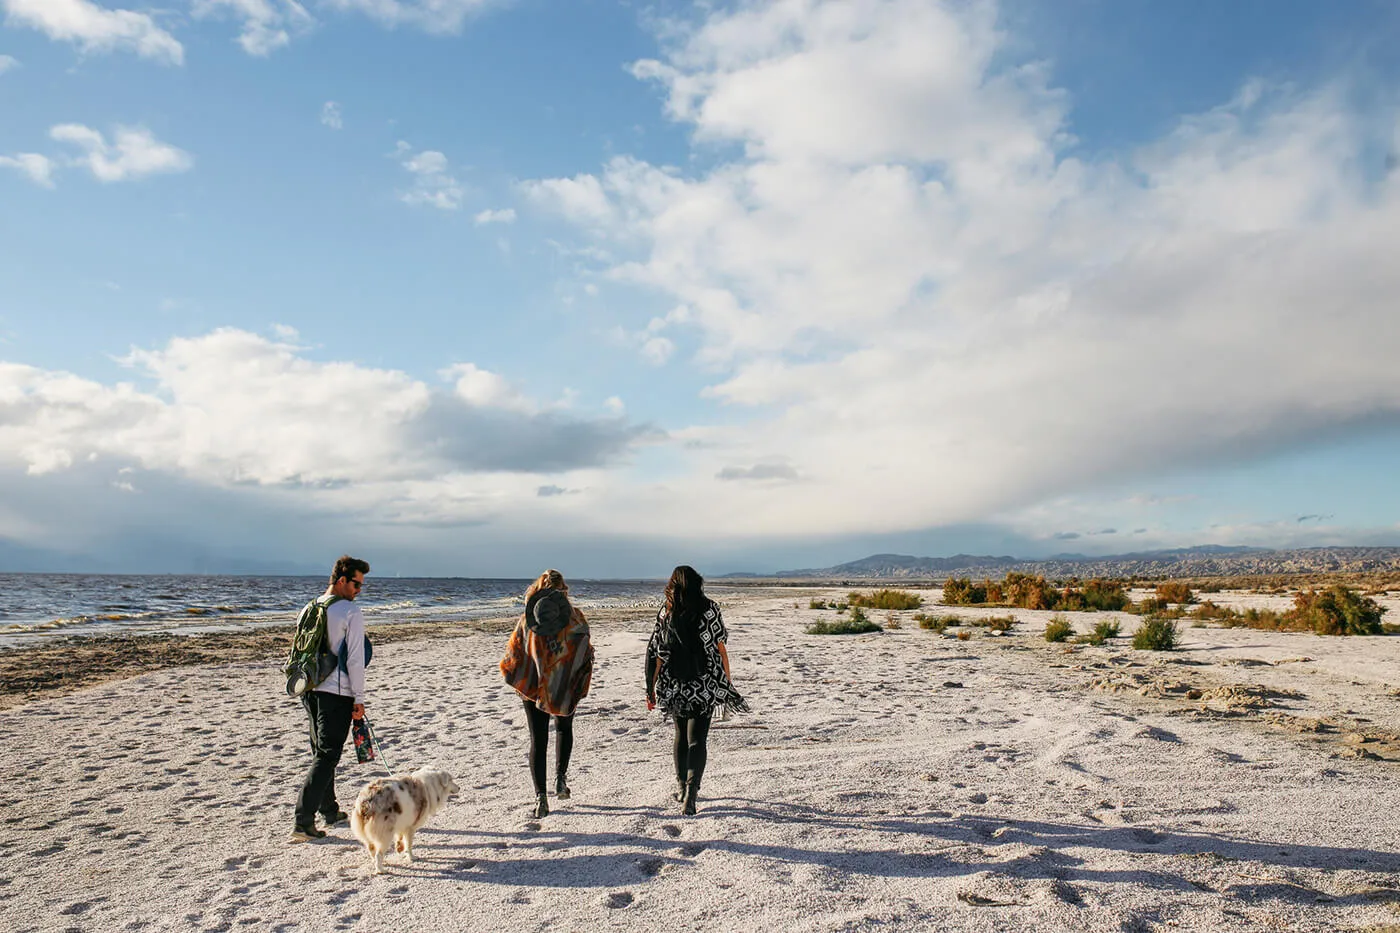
[1,0,1399,577]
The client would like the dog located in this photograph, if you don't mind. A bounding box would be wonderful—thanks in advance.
[349,768,459,873]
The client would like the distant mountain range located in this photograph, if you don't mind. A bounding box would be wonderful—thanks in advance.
[730,546,1400,580]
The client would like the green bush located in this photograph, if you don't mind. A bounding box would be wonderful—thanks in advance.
[848,590,923,610]
[1291,585,1385,636]
[1082,619,1121,646]
[1044,616,1073,643]
[884,612,901,630]
[809,598,828,610]
[914,612,957,633]
[1081,580,1131,611]
[971,614,1016,633]
[806,609,882,635]
[1133,616,1178,651]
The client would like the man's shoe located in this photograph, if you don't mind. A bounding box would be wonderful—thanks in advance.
[290,825,327,842]
[320,810,350,827]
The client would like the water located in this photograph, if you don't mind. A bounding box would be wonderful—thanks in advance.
[0,574,666,649]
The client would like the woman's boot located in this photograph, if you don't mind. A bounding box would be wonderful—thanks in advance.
[534,794,549,818]
[681,780,699,816]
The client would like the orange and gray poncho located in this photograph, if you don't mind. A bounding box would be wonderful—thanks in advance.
[500,590,594,716]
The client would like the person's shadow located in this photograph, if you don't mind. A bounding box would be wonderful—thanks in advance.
[392,796,1399,908]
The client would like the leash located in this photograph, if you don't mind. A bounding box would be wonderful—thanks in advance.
[363,714,397,774]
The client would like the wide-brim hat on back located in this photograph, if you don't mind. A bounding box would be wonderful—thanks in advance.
[524,587,573,638]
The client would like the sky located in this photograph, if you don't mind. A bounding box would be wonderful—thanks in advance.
[2,0,1400,577]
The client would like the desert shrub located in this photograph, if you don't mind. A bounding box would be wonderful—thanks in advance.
[809,598,828,610]
[1044,616,1073,643]
[807,608,881,635]
[1081,579,1130,611]
[1189,600,1236,621]
[1006,572,1059,610]
[956,630,972,641]
[884,612,901,630]
[1197,581,1223,594]
[970,614,1016,633]
[1082,619,1121,645]
[914,613,958,633]
[1155,582,1195,605]
[942,577,986,605]
[1290,586,1385,636]
[1133,616,1178,651]
[848,589,923,610]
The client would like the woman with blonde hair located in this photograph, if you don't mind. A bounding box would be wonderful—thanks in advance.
[500,569,594,818]
[646,565,747,814]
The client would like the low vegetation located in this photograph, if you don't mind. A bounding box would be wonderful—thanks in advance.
[1080,619,1121,646]
[1154,582,1195,605]
[1044,616,1074,643]
[944,573,1128,612]
[1133,616,1178,651]
[969,614,1016,633]
[914,612,958,633]
[847,590,924,610]
[807,606,881,635]
[1187,585,1385,636]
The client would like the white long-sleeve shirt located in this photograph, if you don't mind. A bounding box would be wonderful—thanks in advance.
[316,597,366,704]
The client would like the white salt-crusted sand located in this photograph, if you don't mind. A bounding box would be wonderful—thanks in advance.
[5,590,1400,932]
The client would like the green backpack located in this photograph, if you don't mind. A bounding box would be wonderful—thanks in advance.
[283,595,345,697]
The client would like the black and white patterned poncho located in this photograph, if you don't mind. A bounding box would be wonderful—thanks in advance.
[646,601,749,718]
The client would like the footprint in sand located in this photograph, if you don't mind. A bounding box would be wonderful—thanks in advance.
[661,825,682,838]
[636,858,665,877]
[680,843,707,857]
[603,891,635,908]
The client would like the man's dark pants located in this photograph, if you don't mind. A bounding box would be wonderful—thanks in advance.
[295,690,354,828]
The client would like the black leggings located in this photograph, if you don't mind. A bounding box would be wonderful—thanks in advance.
[673,711,713,789]
[522,699,574,796]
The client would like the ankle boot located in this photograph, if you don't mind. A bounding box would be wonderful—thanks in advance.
[533,794,549,818]
[681,781,698,815]
[555,776,571,800]
[672,780,686,803]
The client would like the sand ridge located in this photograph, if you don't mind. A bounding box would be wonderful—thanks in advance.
[3,591,1400,931]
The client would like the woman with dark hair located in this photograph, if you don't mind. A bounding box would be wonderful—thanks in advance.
[500,569,594,818]
[646,565,747,815]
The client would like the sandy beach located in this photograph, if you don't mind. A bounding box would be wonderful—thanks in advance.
[5,587,1400,932]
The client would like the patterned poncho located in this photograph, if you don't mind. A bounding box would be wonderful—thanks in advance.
[500,606,594,716]
[645,601,749,718]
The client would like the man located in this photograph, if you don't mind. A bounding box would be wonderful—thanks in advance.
[291,555,370,842]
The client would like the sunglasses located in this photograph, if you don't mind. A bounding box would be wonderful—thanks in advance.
[349,579,364,590]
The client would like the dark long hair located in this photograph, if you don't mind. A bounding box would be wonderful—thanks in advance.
[661,565,709,667]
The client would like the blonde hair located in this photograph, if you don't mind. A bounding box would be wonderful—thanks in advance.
[523,569,568,604]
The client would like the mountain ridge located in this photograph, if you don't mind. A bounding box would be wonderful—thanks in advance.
[732,545,1400,580]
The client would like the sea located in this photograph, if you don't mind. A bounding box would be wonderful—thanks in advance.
[0,574,667,650]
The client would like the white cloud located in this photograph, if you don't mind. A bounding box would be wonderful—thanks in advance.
[322,0,499,35]
[0,331,647,520]
[443,362,535,414]
[2,0,183,65]
[320,100,343,129]
[524,0,1400,539]
[521,173,614,227]
[395,141,464,210]
[473,207,515,225]
[50,124,192,182]
[192,0,312,55]
[0,152,56,188]
[0,54,18,74]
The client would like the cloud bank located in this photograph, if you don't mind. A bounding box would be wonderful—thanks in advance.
[523,0,1400,540]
